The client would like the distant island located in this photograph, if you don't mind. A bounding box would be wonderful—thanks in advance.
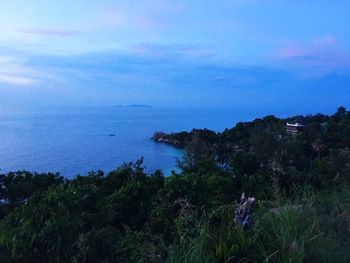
[115,104,153,108]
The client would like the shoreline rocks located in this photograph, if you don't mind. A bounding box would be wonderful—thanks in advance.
[151,132,183,147]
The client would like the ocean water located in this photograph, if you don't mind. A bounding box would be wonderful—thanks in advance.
[0,106,293,178]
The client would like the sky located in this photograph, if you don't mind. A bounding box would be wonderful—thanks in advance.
[0,0,350,113]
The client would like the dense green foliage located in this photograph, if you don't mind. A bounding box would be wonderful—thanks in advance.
[0,107,349,262]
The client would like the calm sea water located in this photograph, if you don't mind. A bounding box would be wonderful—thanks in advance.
[0,106,297,178]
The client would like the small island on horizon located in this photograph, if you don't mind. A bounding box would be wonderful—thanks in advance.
[115,104,153,109]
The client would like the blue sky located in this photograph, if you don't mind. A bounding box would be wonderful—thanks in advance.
[0,0,349,112]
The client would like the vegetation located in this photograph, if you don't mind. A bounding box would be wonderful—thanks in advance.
[0,107,349,262]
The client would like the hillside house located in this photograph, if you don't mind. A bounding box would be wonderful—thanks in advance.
[286,120,305,135]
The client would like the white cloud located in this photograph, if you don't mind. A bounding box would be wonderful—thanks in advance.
[0,55,39,86]
[272,36,350,77]
[0,75,38,86]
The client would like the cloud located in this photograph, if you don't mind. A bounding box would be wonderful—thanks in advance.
[0,75,37,86]
[275,36,341,62]
[273,36,350,75]
[0,44,349,110]
[0,55,40,86]
[15,28,81,37]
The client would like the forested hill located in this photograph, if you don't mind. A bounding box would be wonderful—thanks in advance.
[154,106,350,187]
[0,107,349,262]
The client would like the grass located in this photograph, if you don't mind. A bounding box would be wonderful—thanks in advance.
[165,185,350,262]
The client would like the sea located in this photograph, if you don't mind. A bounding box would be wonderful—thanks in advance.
[0,106,305,178]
